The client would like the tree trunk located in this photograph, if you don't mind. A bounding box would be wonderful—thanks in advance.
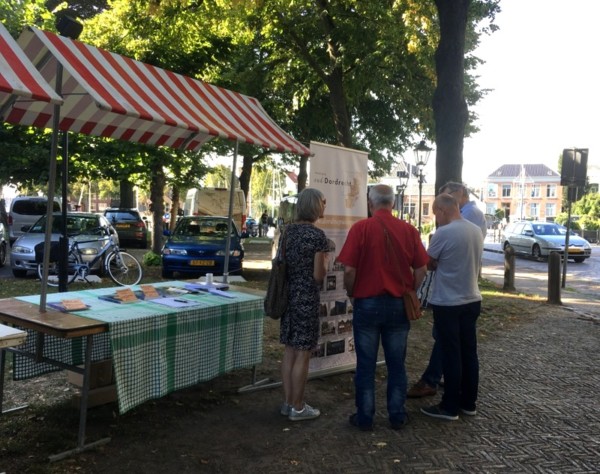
[169,186,180,232]
[149,162,166,253]
[433,0,470,193]
[297,155,309,192]
[326,68,352,147]
[119,180,135,208]
[239,153,253,214]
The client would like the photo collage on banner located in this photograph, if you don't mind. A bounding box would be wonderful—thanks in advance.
[308,142,369,375]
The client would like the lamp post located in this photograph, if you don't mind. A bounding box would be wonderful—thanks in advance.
[396,170,409,220]
[413,140,432,234]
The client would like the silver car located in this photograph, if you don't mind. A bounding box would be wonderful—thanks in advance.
[502,221,592,263]
[11,212,119,277]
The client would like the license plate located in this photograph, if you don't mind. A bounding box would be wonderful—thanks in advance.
[190,260,214,266]
[116,224,129,228]
[568,247,583,254]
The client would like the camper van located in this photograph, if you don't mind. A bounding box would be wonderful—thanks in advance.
[184,187,246,231]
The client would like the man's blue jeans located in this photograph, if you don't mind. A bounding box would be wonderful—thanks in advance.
[431,301,481,415]
[352,295,410,427]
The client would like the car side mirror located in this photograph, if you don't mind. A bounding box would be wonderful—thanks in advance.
[523,230,533,236]
[21,225,30,232]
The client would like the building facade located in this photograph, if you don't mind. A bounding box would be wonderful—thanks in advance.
[484,164,563,222]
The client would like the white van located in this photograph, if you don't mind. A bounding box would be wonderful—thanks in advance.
[184,187,246,231]
[8,196,61,245]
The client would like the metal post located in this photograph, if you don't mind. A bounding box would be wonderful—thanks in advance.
[547,251,562,304]
[59,132,69,291]
[561,195,573,288]
[400,189,405,220]
[417,171,423,233]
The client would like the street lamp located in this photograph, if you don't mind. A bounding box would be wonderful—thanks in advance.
[396,170,409,220]
[413,140,432,233]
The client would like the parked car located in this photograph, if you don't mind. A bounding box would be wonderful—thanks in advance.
[103,208,148,249]
[8,196,61,245]
[161,216,244,279]
[0,222,7,267]
[502,221,592,263]
[10,212,119,277]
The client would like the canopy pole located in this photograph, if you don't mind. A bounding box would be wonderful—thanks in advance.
[39,62,63,312]
[222,140,239,284]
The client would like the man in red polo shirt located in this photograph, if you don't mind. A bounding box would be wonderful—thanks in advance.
[337,184,428,431]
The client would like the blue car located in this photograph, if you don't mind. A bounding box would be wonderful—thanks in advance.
[161,216,244,279]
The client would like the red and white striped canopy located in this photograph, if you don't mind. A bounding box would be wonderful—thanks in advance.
[4,26,310,156]
[0,23,63,113]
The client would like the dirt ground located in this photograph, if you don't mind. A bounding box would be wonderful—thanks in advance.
[0,241,570,473]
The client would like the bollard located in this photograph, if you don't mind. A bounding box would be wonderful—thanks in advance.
[547,251,562,305]
[503,245,516,291]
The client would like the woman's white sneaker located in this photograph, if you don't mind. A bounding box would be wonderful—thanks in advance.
[288,403,320,421]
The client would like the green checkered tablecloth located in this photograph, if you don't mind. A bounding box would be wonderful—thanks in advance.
[16,281,264,414]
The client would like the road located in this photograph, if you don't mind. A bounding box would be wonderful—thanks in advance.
[481,240,600,319]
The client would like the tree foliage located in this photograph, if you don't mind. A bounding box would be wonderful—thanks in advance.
[1,0,500,206]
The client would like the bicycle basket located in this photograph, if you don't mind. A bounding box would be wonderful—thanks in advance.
[34,241,61,263]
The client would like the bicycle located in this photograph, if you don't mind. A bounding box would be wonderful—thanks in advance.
[37,227,143,287]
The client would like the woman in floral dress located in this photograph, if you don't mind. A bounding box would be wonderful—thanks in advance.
[279,188,328,421]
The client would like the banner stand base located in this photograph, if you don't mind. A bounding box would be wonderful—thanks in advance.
[237,361,385,394]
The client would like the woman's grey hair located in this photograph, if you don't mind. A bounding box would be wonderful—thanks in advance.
[295,188,325,222]
[368,184,395,207]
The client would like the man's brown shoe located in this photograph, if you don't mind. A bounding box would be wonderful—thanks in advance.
[407,380,437,398]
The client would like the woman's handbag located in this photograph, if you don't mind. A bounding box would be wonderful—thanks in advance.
[264,231,289,319]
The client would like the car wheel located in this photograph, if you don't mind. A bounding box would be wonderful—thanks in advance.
[0,242,6,267]
[532,244,543,260]
[12,269,28,278]
[162,268,174,279]
[140,240,148,249]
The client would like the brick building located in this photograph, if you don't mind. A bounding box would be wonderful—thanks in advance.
[484,164,563,222]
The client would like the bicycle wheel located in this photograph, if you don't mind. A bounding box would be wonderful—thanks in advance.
[37,249,80,287]
[106,251,143,286]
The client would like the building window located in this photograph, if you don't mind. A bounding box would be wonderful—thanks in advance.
[502,185,511,197]
[404,203,416,220]
[546,203,556,217]
[531,184,541,198]
[486,204,497,215]
[530,203,539,217]
[546,184,557,198]
[487,184,497,198]
[423,202,429,216]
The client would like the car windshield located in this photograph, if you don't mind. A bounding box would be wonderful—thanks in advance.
[532,224,561,236]
[105,210,140,222]
[174,219,234,237]
[29,215,101,235]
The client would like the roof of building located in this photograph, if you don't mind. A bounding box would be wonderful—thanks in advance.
[488,164,559,179]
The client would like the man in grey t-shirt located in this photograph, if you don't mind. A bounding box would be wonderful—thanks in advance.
[408,181,486,399]
[420,194,483,420]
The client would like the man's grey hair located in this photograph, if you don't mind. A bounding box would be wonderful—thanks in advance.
[439,181,467,196]
[368,184,395,207]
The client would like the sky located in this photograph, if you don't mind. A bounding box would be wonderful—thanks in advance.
[462,0,600,185]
